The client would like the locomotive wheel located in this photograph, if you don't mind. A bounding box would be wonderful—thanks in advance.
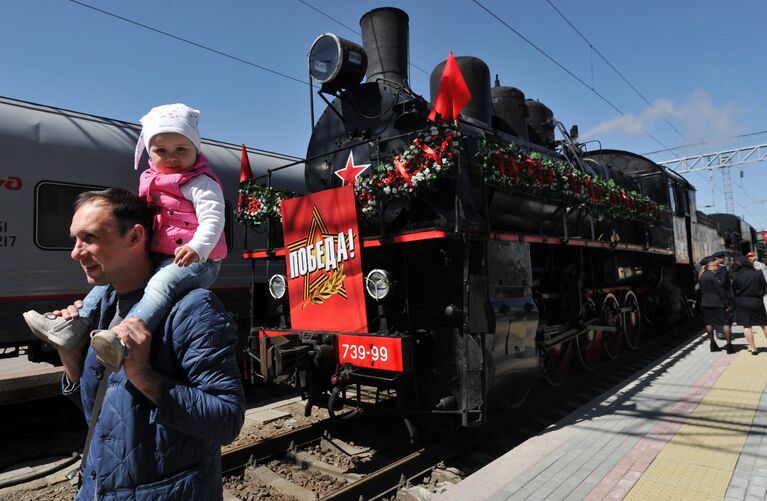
[544,338,574,386]
[576,328,603,371]
[601,294,623,360]
[622,291,641,350]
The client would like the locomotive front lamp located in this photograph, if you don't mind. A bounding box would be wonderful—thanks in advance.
[308,33,367,92]
[365,269,393,301]
[268,274,288,300]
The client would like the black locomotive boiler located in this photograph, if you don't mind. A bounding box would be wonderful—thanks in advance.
[238,7,728,431]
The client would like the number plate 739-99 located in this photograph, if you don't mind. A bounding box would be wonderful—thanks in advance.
[336,334,403,372]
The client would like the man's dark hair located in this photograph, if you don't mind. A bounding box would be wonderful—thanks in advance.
[74,188,153,236]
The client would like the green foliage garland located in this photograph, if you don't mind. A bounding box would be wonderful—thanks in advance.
[354,123,462,217]
[236,130,664,229]
[235,182,295,225]
[478,139,665,223]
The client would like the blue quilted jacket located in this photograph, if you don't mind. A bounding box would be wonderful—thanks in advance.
[65,288,245,500]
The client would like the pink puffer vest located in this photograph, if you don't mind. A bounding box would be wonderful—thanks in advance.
[139,153,228,260]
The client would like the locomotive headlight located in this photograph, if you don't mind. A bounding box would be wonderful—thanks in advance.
[308,33,367,91]
[365,269,393,301]
[268,274,288,300]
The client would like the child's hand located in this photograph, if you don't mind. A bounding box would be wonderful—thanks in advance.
[174,245,200,267]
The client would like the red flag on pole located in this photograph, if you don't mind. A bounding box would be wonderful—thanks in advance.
[240,144,253,182]
[239,144,254,212]
[428,51,472,122]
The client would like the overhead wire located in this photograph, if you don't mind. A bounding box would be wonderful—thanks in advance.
[544,0,688,143]
[68,0,309,87]
[470,0,676,160]
[641,129,767,157]
[541,2,741,217]
[472,1,758,221]
[67,0,758,223]
[542,1,767,224]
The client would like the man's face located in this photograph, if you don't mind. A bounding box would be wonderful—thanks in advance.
[748,255,757,264]
[70,200,135,288]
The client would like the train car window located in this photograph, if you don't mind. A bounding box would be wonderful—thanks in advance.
[36,182,106,250]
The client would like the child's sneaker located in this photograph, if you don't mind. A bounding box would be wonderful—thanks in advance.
[22,310,91,351]
[90,330,125,371]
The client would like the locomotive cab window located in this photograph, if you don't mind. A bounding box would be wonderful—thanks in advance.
[669,181,689,217]
[637,172,667,206]
[35,182,106,250]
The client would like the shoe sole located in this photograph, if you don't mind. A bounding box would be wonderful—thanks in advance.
[90,335,125,371]
[22,312,69,350]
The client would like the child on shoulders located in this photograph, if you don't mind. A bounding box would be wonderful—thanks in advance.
[24,103,227,370]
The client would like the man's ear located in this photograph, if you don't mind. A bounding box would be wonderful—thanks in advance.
[129,224,146,246]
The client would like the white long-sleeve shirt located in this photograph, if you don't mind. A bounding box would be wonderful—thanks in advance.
[179,175,226,262]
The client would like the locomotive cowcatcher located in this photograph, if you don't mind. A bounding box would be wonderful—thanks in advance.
[237,7,713,432]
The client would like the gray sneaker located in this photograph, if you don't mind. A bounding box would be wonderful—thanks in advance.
[22,310,91,351]
[90,330,125,371]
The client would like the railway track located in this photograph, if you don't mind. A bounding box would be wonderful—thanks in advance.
[221,319,704,500]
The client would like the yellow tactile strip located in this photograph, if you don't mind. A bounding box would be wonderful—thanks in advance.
[626,340,767,501]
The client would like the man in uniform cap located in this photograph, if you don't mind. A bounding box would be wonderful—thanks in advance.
[711,251,732,339]
[698,255,734,352]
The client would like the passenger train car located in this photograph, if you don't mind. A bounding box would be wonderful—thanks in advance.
[0,97,303,363]
[236,7,749,435]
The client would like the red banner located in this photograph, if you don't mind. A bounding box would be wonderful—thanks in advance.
[280,186,368,333]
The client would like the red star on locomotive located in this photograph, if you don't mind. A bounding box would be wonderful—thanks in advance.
[334,151,370,186]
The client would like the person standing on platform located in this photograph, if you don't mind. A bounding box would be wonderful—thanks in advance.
[698,256,734,353]
[748,251,767,315]
[732,254,767,355]
[711,250,732,339]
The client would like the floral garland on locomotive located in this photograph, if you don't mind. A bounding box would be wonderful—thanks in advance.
[236,123,664,227]
[478,140,664,224]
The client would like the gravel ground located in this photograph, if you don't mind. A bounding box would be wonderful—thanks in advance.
[0,393,325,501]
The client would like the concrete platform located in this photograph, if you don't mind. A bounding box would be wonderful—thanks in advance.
[0,358,62,404]
[437,326,767,501]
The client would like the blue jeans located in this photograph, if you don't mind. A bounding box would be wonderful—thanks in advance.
[78,259,221,331]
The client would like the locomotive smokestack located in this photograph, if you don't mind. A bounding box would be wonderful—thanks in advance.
[359,7,409,86]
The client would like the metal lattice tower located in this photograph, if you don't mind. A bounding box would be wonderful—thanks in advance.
[657,143,767,212]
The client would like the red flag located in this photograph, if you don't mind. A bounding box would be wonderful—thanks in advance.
[240,144,254,182]
[428,51,472,122]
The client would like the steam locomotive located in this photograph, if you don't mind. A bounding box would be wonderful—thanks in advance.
[239,7,756,431]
